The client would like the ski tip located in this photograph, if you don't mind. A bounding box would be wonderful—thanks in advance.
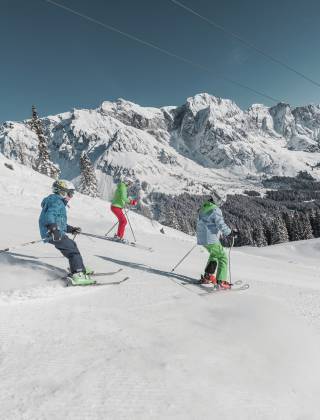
[233,280,243,286]
[94,276,130,286]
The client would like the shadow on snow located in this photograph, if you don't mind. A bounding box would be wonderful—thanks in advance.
[96,254,198,284]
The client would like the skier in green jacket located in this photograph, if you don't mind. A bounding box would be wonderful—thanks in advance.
[110,177,137,241]
[196,193,234,289]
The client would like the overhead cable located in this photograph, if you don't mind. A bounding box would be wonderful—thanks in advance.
[45,0,280,103]
[169,0,320,89]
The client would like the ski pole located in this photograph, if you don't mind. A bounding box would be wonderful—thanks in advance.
[0,239,44,254]
[105,220,119,237]
[125,209,137,243]
[228,235,235,284]
[171,244,197,272]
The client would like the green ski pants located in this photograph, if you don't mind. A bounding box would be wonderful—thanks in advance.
[204,243,228,281]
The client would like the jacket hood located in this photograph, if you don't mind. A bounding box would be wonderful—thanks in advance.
[200,201,217,214]
[41,194,66,208]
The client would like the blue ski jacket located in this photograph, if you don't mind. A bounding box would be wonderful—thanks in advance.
[39,194,68,239]
[196,202,231,245]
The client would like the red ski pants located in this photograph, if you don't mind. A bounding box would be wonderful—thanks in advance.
[111,205,127,238]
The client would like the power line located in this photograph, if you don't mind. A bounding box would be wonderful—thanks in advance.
[45,0,280,103]
[169,0,320,89]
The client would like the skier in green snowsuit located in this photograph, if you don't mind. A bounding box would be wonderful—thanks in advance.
[196,195,233,288]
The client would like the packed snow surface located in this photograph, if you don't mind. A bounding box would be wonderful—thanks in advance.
[1,156,320,420]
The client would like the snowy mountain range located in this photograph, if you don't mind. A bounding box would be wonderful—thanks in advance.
[2,93,320,201]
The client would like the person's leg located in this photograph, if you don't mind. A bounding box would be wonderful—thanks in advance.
[205,243,228,282]
[201,245,217,284]
[205,260,217,275]
[111,206,127,238]
[52,236,85,273]
[52,237,95,285]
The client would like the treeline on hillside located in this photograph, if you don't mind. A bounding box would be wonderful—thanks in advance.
[222,195,319,247]
[262,170,320,191]
[139,171,320,247]
[148,192,205,235]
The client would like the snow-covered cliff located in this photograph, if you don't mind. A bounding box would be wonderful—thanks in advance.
[1,93,320,199]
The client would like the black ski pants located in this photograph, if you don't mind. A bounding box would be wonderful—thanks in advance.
[50,235,85,273]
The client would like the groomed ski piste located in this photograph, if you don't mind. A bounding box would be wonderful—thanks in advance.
[1,154,320,420]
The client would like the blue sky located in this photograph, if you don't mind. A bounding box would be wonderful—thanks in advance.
[1,0,320,122]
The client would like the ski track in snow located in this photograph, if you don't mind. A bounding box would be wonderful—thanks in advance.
[0,157,320,420]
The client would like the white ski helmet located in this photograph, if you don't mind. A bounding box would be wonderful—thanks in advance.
[209,190,227,206]
[120,174,134,186]
[52,180,76,197]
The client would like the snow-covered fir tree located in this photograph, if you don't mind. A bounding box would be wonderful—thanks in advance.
[79,151,98,197]
[309,208,320,237]
[30,105,60,179]
[266,214,289,245]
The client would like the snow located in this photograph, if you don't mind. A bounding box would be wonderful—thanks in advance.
[101,98,163,121]
[1,156,320,420]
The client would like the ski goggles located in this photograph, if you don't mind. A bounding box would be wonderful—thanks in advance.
[67,189,75,197]
[60,188,75,198]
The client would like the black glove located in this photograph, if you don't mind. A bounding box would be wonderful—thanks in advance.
[231,229,239,239]
[67,226,82,235]
[47,223,62,242]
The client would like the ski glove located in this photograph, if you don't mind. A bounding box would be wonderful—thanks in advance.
[231,229,239,239]
[67,226,82,235]
[130,199,138,206]
[47,223,62,242]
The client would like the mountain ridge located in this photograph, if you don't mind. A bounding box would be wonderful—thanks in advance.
[1,92,320,201]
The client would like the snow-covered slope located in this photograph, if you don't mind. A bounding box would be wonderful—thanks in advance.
[2,93,320,201]
[1,157,320,420]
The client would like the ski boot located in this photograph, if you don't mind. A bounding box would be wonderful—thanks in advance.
[199,273,218,285]
[113,234,125,243]
[70,272,96,286]
[84,267,94,276]
[218,280,232,289]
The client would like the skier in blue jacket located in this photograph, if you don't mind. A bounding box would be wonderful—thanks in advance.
[39,180,95,285]
[197,193,233,289]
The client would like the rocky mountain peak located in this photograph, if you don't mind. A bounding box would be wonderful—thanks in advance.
[1,93,320,201]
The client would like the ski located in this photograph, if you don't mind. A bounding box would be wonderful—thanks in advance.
[104,235,154,252]
[202,283,249,294]
[81,232,153,252]
[180,279,249,294]
[90,276,130,286]
[65,276,130,287]
[91,268,123,277]
[61,268,123,281]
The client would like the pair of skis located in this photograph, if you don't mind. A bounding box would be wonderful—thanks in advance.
[179,279,249,294]
[64,268,129,287]
[80,232,154,252]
